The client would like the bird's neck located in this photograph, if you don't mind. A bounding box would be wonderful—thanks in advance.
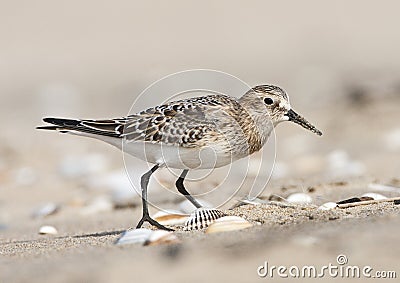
[237,96,274,154]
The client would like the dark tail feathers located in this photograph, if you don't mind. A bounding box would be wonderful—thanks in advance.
[36,118,81,131]
[37,117,121,137]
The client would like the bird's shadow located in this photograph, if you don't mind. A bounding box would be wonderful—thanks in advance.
[71,229,125,239]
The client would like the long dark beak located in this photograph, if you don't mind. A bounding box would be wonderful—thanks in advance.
[285,109,322,136]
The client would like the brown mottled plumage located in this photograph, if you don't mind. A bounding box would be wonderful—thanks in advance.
[37,84,322,230]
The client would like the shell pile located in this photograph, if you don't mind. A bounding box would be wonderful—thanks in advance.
[184,208,226,231]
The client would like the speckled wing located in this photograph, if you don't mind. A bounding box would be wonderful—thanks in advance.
[122,95,242,148]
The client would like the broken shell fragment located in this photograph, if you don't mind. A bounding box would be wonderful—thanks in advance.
[115,228,152,245]
[205,216,253,234]
[317,202,338,210]
[115,229,180,246]
[152,210,189,226]
[336,196,373,205]
[286,193,312,205]
[184,208,225,231]
[39,225,58,235]
[144,230,180,246]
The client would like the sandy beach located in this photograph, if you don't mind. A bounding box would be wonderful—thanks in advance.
[1,1,400,282]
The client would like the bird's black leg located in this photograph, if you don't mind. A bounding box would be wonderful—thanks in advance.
[136,164,173,231]
[176,170,202,209]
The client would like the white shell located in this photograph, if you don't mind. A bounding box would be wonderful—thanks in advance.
[115,229,179,246]
[184,208,225,231]
[39,225,58,235]
[317,202,338,210]
[286,193,312,205]
[205,216,253,234]
[152,210,189,226]
[115,228,152,245]
[144,230,180,246]
[361,193,387,200]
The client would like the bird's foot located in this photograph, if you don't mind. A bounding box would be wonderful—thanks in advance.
[136,214,174,231]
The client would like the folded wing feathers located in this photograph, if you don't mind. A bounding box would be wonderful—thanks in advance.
[38,95,232,142]
[39,117,124,138]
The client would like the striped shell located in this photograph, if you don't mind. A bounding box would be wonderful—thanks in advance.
[184,208,226,231]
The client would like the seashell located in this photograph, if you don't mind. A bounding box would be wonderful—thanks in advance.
[361,193,387,200]
[317,202,337,210]
[152,210,189,226]
[286,193,312,205]
[32,203,59,218]
[39,225,58,235]
[115,228,152,245]
[336,196,372,205]
[184,208,225,231]
[205,216,253,234]
[179,199,213,214]
[144,230,180,246]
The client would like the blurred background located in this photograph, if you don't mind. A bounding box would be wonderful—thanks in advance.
[2,0,400,226]
[1,0,400,252]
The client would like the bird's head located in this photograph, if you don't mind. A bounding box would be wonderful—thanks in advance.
[239,84,322,136]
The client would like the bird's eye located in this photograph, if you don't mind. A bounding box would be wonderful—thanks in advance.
[264,97,274,105]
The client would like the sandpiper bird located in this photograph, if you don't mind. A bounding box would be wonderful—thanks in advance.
[38,85,322,230]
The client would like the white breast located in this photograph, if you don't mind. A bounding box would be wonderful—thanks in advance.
[123,140,236,169]
[66,131,239,169]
